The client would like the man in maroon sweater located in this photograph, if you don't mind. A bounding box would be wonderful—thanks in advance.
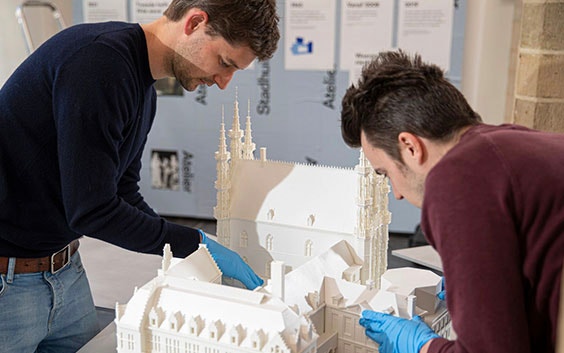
[341,50,564,353]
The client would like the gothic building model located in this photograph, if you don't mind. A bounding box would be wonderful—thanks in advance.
[214,95,391,288]
[113,94,451,353]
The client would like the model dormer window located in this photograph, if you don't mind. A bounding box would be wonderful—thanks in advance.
[209,320,223,341]
[148,308,162,328]
[230,325,243,346]
[251,329,265,350]
[189,315,203,336]
[267,208,275,220]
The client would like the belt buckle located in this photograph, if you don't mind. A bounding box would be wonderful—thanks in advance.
[50,243,71,274]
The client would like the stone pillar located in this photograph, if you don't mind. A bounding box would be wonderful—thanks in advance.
[512,0,564,133]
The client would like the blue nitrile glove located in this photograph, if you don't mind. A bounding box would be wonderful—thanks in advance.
[437,277,446,301]
[359,310,439,353]
[199,230,264,290]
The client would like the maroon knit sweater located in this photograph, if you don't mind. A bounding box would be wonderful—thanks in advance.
[421,124,564,353]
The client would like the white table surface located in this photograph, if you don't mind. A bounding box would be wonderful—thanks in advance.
[77,322,117,353]
[391,245,443,272]
[77,237,163,352]
[79,236,163,308]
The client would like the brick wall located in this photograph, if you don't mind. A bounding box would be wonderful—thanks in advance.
[512,0,564,133]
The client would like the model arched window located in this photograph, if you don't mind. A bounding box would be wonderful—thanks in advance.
[305,239,313,256]
[240,230,248,248]
[266,234,273,251]
[307,214,315,226]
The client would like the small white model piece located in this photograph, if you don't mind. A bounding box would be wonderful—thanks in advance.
[214,95,391,288]
[115,241,451,353]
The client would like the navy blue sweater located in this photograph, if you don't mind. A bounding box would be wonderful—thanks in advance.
[0,22,199,258]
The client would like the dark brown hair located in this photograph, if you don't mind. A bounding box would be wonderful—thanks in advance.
[164,0,280,61]
[341,50,481,162]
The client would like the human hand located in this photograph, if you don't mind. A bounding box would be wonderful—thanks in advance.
[359,310,439,353]
[437,277,446,301]
[199,230,264,290]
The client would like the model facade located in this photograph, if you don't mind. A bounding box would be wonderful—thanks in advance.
[214,96,391,288]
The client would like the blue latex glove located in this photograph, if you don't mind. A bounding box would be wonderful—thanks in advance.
[199,230,264,290]
[359,310,439,353]
[437,277,446,301]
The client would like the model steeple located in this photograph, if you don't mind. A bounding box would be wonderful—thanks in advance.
[228,89,243,161]
[242,99,256,160]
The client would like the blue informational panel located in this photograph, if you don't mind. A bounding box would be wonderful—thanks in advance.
[73,0,467,233]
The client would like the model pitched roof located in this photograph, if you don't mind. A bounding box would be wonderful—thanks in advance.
[229,159,357,233]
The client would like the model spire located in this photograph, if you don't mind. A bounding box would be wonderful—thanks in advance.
[228,89,243,160]
[217,106,228,156]
[242,99,256,160]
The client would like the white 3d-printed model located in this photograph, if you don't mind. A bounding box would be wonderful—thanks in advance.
[114,94,451,353]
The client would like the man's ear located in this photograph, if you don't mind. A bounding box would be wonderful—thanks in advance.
[398,132,425,165]
[184,9,208,35]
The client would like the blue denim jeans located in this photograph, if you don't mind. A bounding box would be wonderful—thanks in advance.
[0,251,100,353]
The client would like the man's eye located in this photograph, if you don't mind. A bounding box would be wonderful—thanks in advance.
[375,169,387,177]
[220,59,229,68]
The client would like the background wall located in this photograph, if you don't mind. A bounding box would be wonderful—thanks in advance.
[0,0,521,234]
[461,0,518,125]
[131,0,469,234]
[0,1,71,85]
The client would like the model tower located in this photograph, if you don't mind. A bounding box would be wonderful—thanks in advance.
[374,169,391,287]
[214,107,231,246]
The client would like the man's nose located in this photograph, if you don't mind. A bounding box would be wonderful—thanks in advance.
[214,72,235,90]
[392,187,403,200]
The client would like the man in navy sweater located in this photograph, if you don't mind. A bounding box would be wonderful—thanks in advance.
[0,0,279,351]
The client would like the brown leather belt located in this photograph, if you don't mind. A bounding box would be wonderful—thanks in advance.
[0,239,80,275]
